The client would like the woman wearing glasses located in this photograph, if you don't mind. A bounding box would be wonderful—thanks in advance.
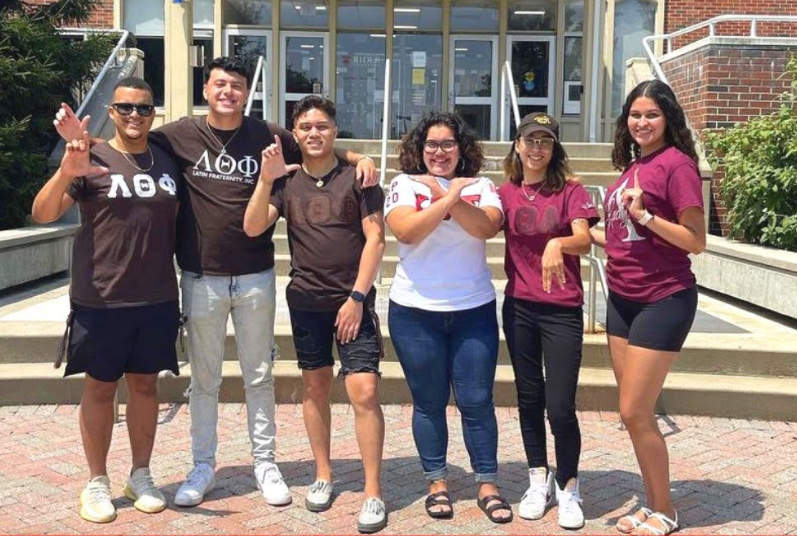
[384,111,511,524]
[499,113,598,529]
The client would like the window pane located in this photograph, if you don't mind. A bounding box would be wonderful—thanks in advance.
[337,0,385,30]
[563,36,582,115]
[194,0,215,27]
[611,0,656,116]
[336,33,386,138]
[451,1,499,32]
[136,38,165,106]
[280,0,329,29]
[391,34,443,138]
[124,0,164,35]
[564,0,584,32]
[224,0,272,25]
[507,0,556,32]
[393,0,442,31]
[285,36,325,93]
[193,37,214,106]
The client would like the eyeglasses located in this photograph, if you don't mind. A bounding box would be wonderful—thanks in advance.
[111,103,155,117]
[423,139,458,153]
[522,136,555,150]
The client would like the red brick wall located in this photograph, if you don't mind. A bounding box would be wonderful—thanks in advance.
[25,0,114,28]
[661,44,795,235]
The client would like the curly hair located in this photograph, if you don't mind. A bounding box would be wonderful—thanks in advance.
[398,111,484,177]
[503,136,573,192]
[612,80,698,170]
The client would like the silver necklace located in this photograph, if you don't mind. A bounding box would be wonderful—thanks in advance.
[206,117,241,155]
[113,142,154,173]
[521,180,545,201]
[302,162,338,188]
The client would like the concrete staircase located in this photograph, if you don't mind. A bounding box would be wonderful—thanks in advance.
[2,140,797,419]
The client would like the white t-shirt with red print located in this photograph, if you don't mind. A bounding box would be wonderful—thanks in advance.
[384,174,504,312]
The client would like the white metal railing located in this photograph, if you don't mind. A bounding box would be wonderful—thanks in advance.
[583,185,609,334]
[379,59,392,187]
[59,28,130,118]
[499,61,521,141]
[244,55,268,119]
[643,15,797,84]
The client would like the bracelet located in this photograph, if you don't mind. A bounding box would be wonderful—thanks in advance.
[637,210,654,227]
[358,155,375,165]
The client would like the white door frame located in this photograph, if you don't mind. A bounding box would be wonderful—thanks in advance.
[505,35,556,139]
[223,27,272,121]
[449,34,499,140]
[279,31,330,126]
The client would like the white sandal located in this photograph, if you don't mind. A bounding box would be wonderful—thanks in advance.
[634,511,679,535]
[616,506,653,533]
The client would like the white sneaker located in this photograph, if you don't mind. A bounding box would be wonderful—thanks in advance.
[175,463,216,507]
[305,479,334,512]
[79,475,116,523]
[357,497,387,534]
[254,462,292,506]
[519,467,554,520]
[555,477,585,529]
[123,467,166,513]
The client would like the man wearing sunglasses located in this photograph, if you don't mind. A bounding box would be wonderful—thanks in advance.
[55,56,379,509]
[33,77,180,523]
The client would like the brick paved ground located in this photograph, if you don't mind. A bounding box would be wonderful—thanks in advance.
[1,403,796,535]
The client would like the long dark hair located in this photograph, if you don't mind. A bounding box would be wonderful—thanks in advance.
[398,111,484,176]
[612,80,698,170]
[503,136,572,192]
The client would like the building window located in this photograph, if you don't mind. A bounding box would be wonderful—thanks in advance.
[224,0,273,26]
[562,0,583,116]
[451,0,499,32]
[508,0,556,32]
[611,0,656,117]
[393,0,442,31]
[124,0,165,106]
[336,33,386,138]
[280,0,330,29]
[337,0,385,30]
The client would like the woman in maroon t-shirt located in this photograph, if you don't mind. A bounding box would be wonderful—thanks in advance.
[591,80,706,536]
[498,113,598,529]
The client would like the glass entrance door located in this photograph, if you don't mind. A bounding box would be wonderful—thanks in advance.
[224,28,271,120]
[280,31,330,128]
[449,35,498,141]
[505,36,556,139]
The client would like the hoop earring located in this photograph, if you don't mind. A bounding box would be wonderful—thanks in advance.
[457,159,466,174]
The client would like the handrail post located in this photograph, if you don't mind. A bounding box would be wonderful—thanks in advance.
[262,59,268,120]
[376,58,392,287]
[500,64,507,141]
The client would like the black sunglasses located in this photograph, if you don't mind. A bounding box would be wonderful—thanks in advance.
[111,103,155,117]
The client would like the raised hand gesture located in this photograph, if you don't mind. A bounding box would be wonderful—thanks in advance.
[61,131,109,178]
[54,103,89,143]
[260,135,302,183]
[621,168,646,221]
[448,177,478,199]
[410,174,446,198]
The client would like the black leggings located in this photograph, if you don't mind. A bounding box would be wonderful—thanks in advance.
[502,296,583,487]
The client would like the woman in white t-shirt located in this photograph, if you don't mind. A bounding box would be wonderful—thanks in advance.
[384,111,510,524]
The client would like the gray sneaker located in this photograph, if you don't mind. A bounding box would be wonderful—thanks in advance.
[175,463,216,507]
[305,479,334,512]
[357,497,387,534]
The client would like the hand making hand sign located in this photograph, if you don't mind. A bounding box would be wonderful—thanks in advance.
[621,168,647,222]
[259,134,302,183]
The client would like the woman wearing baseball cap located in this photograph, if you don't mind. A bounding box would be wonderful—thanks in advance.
[499,112,599,529]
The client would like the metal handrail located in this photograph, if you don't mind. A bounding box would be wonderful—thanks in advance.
[499,61,521,141]
[642,15,797,84]
[583,185,609,334]
[244,55,268,119]
[379,59,392,188]
[59,28,131,118]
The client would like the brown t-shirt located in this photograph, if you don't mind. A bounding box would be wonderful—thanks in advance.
[66,143,180,308]
[271,161,385,311]
[150,116,302,276]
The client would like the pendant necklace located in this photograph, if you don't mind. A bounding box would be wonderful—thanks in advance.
[303,162,338,188]
[521,180,545,201]
[112,141,154,172]
[206,117,241,155]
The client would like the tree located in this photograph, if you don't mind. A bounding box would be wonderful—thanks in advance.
[0,0,112,230]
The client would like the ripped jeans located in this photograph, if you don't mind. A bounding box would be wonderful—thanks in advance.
[181,268,277,468]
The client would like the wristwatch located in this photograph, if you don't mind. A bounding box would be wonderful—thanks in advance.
[637,210,654,227]
[350,290,366,303]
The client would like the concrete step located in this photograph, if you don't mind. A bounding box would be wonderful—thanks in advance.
[335,139,616,159]
[2,361,795,420]
[371,155,615,173]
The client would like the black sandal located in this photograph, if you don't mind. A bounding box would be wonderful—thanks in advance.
[425,491,454,519]
[477,494,514,524]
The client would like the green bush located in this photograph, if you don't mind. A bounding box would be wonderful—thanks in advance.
[0,0,112,230]
[705,57,797,252]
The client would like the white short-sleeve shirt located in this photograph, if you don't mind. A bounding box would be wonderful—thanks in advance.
[384,174,504,311]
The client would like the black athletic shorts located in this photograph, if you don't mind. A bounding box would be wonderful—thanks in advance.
[65,300,181,382]
[606,287,697,352]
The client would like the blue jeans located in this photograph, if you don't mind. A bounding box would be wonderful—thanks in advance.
[388,299,499,482]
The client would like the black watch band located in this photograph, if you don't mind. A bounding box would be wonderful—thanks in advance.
[350,290,366,303]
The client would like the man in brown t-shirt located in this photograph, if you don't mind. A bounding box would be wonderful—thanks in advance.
[33,78,178,524]
[243,96,387,533]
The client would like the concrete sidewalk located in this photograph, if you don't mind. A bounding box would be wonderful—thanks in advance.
[1,403,796,535]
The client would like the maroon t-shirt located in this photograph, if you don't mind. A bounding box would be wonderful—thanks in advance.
[604,146,704,302]
[150,116,301,276]
[66,143,180,308]
[270,160,385,311]
[499,180,599,307]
